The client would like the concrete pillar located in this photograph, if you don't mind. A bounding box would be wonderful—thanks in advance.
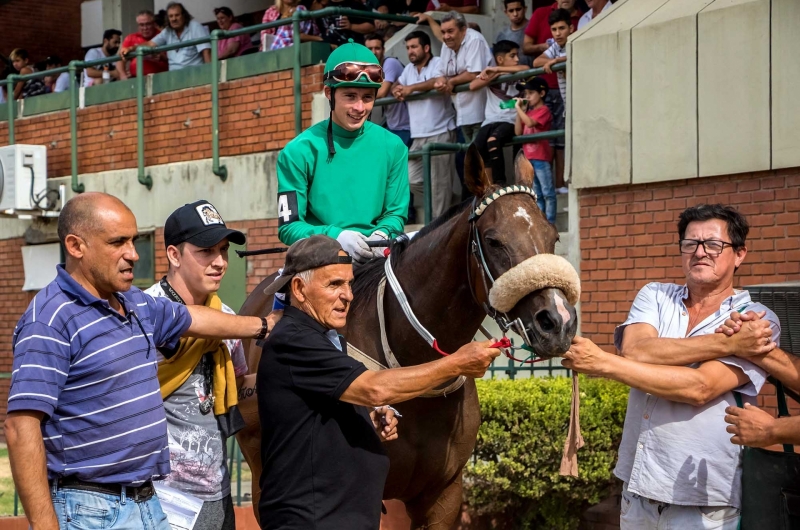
[102,0,154,36]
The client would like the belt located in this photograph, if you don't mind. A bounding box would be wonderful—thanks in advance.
[51,477,156,502]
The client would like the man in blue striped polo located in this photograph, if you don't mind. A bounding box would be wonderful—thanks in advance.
[4,192,270,530]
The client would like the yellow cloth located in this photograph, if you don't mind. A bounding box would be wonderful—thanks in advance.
[157,293,238,415]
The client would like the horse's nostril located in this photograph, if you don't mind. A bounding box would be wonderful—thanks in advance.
[535,310,557,333]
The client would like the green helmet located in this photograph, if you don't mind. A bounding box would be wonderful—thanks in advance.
[323,39,383,89]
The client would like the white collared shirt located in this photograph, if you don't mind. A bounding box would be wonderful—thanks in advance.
[577,0,613,30]
[612,283,780,508]
[398,56,456,138]
[437,29,495,127]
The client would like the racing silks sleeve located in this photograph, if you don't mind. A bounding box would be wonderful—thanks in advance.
[372,137,409,238]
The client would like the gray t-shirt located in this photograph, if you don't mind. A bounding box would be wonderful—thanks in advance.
[145,282,248,502]
[383,57,409,132]
[496,25,532,67]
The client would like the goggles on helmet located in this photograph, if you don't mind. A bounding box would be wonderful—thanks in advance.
[325,62,384,84]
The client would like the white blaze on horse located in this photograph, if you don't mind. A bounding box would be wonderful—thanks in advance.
[236,145,580,529]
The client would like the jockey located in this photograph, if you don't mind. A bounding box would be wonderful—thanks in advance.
[275,39,410,260]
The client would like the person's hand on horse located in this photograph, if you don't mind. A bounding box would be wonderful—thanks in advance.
[451,340,501,378]
[725,402,777,448]
[366,230,389,259]
[337,230,373,263]
[371,405,400,442]
[713,311,775,358]
[561,336,612,376]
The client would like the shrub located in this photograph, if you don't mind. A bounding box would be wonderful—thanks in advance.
[464,376,629,529]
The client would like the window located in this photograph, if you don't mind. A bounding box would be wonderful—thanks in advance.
[133,232,155,288]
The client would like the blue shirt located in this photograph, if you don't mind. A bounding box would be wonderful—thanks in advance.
[151,19,211,70]
[612,283,779,508]
[8,265,192,486]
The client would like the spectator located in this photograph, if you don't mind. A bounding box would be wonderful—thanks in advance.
[365,33,410,147]
[514,78,555,222]
[496,0,531,67]
[9,49,47,99]
[533,10,569,118]
[0,55,9,103]
[577,0,611,30]
[43,56,70,93]
[4,192,268,530]
[524,1,580,191]
[562,204,779,530]
[718,311,800,447]
[214,7,253,59]
[470,40,528,184]
[468,21,482,33]
[425,0,479,14]
[316,0,376,46]
[84,29,123,86]
[146,200,252,530]
[372,0,427,33]
[122,3,211,71]
[154,9,167,31]
[392,31,458,218]
[434,11,494,143]
[261,0,321,51]
[117,11,168,78]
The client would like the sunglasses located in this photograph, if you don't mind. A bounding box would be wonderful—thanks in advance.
[325,62,384,84]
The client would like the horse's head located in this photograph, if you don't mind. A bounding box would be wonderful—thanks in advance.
[463,145,578,357]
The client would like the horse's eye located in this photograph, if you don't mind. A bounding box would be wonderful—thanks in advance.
[485,236,504,249]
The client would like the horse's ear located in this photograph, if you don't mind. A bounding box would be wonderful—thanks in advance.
[464,143,492,197]
[514,151,534,188]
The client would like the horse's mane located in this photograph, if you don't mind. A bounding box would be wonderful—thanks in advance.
[351,199,472,309]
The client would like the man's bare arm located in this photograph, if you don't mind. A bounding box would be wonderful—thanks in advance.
[185,306,262,339]
[377,80,393,99]
[340,341,500,406]
[523,34,548,57]
[5,411,58,530]
[564,336,750,406]
[619,321,775,365]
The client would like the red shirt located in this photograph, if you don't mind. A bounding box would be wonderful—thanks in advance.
[522,104,552,161]
[524,3,582,89]
[426,0,478,13]
[123,32,168,76]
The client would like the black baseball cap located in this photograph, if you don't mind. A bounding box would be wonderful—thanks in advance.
[262,235,353,296]
[516,76,549,94]
[164,200,246,248]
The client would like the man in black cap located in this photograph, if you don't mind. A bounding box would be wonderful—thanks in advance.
[257,235,501,529]
[145,200,252,530]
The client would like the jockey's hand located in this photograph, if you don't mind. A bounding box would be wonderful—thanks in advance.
[337,230,372,263]
[366,230,389,259]
[371,406,399,442]
[452,340,501,378]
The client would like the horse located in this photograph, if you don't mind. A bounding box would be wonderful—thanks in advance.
[235,145,580,529]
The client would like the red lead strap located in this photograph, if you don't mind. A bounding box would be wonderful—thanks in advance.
[433,336,550,365]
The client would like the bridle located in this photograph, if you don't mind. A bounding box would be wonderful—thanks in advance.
[466,185,550,363]
[383,184,552,364]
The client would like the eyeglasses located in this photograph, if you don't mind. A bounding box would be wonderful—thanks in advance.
[679,239,735,256]
[325,62,384,84]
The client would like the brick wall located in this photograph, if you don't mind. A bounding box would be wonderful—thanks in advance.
[579,169,800,412]
[0,0,85,67]
[0,66,324,178]
[0,238,35,435]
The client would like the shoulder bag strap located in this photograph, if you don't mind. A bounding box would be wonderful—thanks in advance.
[775,381,794,453]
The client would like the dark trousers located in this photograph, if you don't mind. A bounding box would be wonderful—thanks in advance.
[474,122,518,185]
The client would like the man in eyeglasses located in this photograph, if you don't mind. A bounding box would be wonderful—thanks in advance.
[116,9,168,77]
[560,204,780,530]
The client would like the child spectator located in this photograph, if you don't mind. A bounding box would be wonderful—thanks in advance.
[514,77,555,223]
[9,49,47,99]
[261,0,321,51]
[496,0,531,67]
[470,40,529,184]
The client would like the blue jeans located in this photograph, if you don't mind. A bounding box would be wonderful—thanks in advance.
[388,128,412,148]
[51,484,171,530]
[531,159,557,224]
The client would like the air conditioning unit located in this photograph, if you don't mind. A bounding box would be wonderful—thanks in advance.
[0,144,48,211]
[746,282,800,355]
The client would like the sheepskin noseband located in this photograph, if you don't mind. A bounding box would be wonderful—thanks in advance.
[488,253,580,313]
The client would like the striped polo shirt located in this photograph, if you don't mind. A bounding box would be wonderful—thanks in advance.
[8,265,192,486]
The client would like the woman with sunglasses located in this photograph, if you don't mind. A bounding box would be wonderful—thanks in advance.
[269,40,410,314]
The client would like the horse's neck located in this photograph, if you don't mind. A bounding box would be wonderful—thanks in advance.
[388,209,487,365]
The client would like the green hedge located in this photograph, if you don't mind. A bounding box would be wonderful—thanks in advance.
[464,376,629,529]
